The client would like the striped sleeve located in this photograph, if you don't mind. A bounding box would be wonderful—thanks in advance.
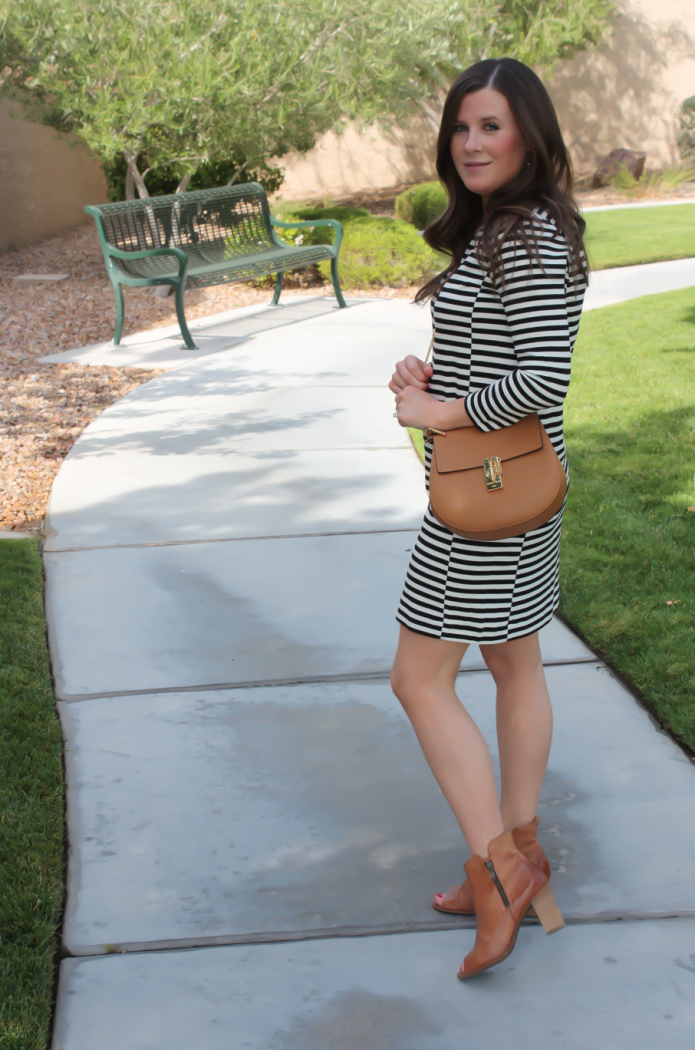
[465,224,573,432]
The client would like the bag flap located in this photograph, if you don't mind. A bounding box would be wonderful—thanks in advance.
[433,413,543,474]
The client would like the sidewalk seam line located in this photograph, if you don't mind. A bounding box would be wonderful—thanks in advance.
[63,910,695,959]
[43,526,419,553]
[56,658,603,703]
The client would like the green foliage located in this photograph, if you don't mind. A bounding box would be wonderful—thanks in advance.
[482,0,615,71]
[607,161,695,198]
[102,153,284,202]
[584,202,695,270]
[320,216,437,288]
[677,95,695,162]
[395,181,448,229]
[272,206,434,287]
[559,288,695,749]
[0,0,616,197]
[275,206,370,247]
[0,539,65,1049]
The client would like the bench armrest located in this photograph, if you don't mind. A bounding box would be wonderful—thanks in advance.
[104,243,189,279]
[84,206,189,281]
[270,215,343,254]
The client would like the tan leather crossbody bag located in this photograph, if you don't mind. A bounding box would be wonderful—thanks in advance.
[422,337,567,540]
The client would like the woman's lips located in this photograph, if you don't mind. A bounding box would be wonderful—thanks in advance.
[465,162,491,167]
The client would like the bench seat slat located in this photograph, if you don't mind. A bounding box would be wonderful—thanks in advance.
[114,243,335,283]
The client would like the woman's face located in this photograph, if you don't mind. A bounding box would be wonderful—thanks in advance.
[449,87,528,205]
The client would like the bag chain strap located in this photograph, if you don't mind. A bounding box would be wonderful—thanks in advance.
[422,332,446,441]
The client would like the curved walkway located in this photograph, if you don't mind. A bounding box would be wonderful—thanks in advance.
[47,264,695,1047]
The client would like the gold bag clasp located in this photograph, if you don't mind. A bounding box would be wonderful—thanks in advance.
[483,456,503,491]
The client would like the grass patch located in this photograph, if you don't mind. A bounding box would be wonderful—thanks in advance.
[0,538,64,1049]
[561,287,695,749]
[408,426,425,462]
[585,203,695,270]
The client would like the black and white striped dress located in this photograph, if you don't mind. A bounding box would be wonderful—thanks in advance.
[397,209,587,643]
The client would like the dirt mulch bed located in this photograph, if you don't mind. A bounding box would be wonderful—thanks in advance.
[0,362,161,532]
[2,182,694,534]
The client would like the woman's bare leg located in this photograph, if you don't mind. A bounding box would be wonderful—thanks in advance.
[480,632,553,832]
[391,624,504,857]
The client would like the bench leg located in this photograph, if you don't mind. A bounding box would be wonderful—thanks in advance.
[112,283,125,345]
[173,282,197,349]
[271,271,283,306]
[330,257,347,308]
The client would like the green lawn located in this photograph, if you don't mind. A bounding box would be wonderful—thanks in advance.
[0,539,65,1050]
[585,203,695,270]
[408,287,695,751]
[561,287,695,750]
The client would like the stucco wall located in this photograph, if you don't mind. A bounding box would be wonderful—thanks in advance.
[274,114,438,202]
[277,0,695,199]
[545,0,695,170]
[0,100,108,253]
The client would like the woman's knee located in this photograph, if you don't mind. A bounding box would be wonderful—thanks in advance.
[390,659,420,709]
[390,659,439,715]
[391,626,467,710]
[482,637,544,686]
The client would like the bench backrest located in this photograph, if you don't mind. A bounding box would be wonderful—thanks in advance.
[90,183,277,258]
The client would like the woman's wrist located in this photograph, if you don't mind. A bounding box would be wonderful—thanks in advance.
[433,397,474,430]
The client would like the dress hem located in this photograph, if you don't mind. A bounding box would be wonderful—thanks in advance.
[395,603,558,645]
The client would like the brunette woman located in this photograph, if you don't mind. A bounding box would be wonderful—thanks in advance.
[389,57,588,979]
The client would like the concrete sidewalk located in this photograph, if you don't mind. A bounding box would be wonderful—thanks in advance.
[45,275,695,1047]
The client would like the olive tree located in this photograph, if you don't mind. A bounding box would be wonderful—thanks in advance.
[0,0,614,198]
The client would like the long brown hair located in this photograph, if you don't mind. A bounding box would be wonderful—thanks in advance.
[416,58,588,302]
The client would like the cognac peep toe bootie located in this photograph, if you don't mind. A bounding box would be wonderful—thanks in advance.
[458,829,565,979]
[433,815,551,916]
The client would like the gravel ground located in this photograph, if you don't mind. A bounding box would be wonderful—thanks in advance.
[2,182,694,534]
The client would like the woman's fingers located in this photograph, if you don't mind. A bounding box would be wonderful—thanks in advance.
[391,357,430,391]
[403,355,430,384]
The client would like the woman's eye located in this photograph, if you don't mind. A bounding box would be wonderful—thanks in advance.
[485,123,500,131]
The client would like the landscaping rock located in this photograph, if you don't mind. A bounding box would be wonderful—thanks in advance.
[591,149,646,188]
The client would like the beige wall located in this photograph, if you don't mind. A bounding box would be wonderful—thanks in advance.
[545,0,695,170]
[275,115,438,202]
[278,0,695,200]
[0,100,107,253]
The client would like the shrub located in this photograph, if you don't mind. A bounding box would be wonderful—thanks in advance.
[608,162,695,197]
[677,95,695,161]
[274,205,371,247]
[395,181,447,229]
[319,215,437,288]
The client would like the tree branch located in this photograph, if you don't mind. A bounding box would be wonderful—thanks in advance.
[123,149,150,199]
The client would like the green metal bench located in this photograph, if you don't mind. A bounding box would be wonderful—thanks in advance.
[85,182,346,349]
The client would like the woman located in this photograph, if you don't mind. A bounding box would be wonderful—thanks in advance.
[389,57,588,979]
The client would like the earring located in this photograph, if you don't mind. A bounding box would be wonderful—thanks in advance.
[525,150,533,168]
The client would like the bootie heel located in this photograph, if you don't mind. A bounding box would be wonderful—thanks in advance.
[434,815,552,916]
[530,881,565,934]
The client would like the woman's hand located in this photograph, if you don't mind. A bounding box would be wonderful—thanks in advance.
[388,355,433,394]
[394,385,445,430]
